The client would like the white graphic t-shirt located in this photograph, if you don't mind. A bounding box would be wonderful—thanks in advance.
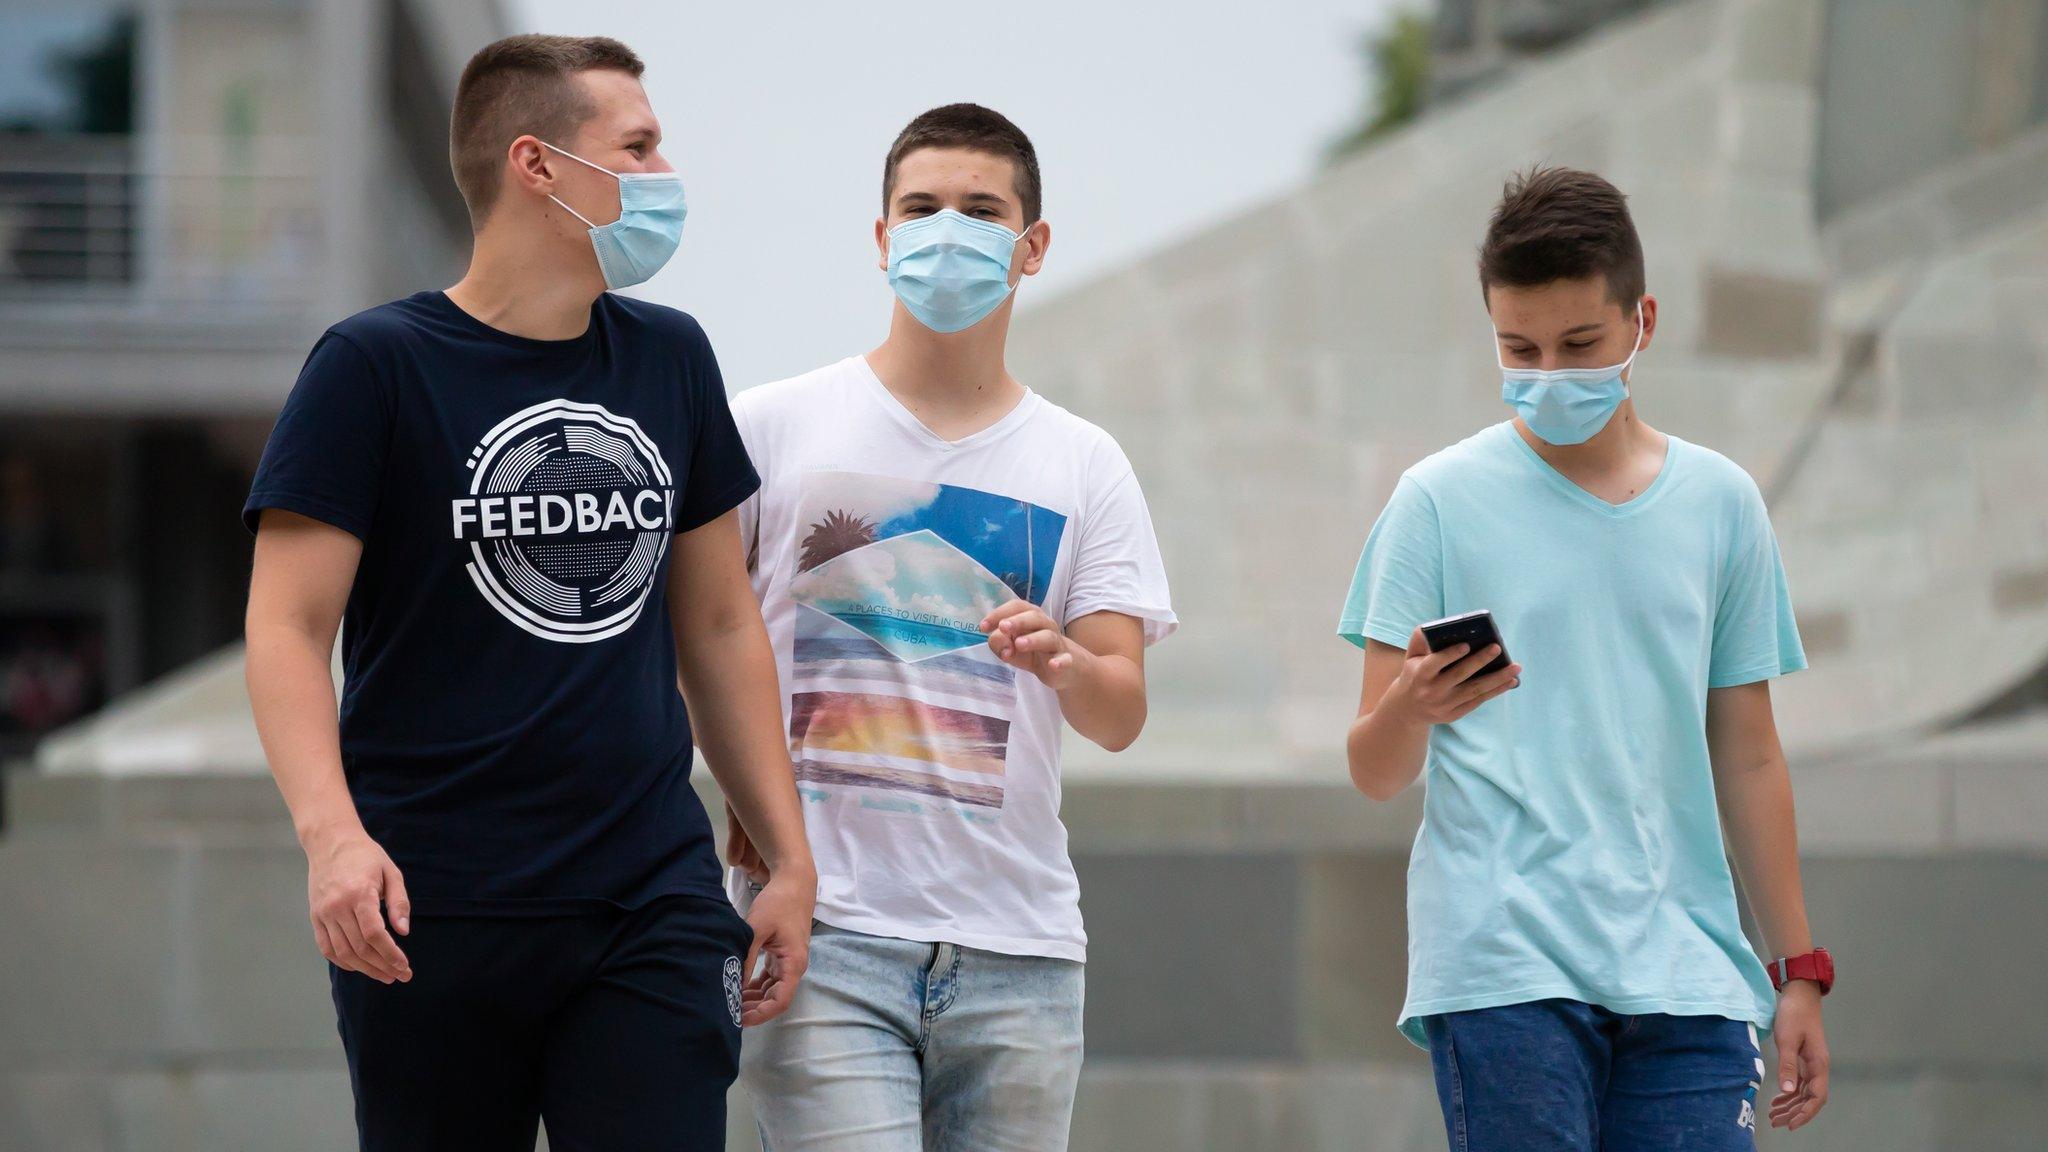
[730,355,1175,960]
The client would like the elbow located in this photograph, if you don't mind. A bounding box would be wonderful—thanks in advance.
[1090,715,1145,754]
[1345,719,1405,802]
[1086,698,1147,754]
[1351,769,1407,803]
[1093,729,1139,754]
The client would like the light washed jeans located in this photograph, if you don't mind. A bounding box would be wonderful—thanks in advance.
[738,923,1085,1152]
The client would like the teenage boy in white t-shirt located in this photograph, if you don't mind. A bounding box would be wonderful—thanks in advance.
[727,103,1175,1151]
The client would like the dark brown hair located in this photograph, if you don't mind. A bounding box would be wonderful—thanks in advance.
[883,103,1042,223]
[1478,166,1644,307]
[450,34,645,228]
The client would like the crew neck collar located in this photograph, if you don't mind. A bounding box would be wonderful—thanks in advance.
[1499,420,1681,518]
[428,290,601,353]
[852,354,1040,453]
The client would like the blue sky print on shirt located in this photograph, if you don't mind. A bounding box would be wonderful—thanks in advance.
[792,529,1015,662]
[784,472,1067,816]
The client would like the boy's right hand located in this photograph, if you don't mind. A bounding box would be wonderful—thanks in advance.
[1383,626,1522,726]
[303,822,412,985]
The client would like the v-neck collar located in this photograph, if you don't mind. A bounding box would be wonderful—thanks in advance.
[852,355,1040,454]
[1501,421,1681,518]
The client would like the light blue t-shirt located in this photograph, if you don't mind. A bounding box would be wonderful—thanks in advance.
[1338,422,1805,1048]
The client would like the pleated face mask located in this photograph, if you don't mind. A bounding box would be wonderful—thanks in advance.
[885,209,1027,334]
[541,141,687,290]
[1498,302,1644,445]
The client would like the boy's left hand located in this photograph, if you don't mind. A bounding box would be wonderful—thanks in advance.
[739,863,814,1028]
[1769,982,1830,1130]
[981,600,1082,689]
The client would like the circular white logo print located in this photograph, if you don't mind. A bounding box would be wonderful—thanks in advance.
[723,955,745,1026]
[452,399,674,644]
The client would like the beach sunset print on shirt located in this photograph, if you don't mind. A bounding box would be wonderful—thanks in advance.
[785,471,1066,815]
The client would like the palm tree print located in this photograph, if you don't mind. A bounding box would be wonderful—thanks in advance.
[798,509,877,572]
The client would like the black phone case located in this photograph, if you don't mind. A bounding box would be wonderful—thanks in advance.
[1420,613,1512,679]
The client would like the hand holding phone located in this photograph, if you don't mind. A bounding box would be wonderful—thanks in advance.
[1386,610,1522,726]
[1420,610,1513,680]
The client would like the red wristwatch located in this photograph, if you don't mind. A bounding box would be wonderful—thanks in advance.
[1767,947,1834,995]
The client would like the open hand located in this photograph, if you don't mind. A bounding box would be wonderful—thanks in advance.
[1769,983,1831,1130]
[739,866,814,1027]
[304,823,411,984]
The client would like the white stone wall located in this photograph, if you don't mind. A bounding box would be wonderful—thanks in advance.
[1772,158,2048,743]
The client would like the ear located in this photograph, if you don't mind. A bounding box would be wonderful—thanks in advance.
[507,135,558,198]
[875,216,890,274]
[1015,220,1049,282]
[1637,294,1658,354]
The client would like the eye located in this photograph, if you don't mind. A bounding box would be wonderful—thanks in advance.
[1564,340,1597,351]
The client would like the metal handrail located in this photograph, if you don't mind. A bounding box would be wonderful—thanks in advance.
[0,134,323,317]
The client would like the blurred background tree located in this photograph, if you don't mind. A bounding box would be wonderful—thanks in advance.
[50,13,136,135]
[1326,7,1433,163]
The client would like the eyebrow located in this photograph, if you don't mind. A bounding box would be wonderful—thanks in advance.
[894,189,1012,207]
[617,126,659,147]
[1496,321,1607,342]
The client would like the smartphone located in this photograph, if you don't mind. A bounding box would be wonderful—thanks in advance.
[1420,610,1512,680]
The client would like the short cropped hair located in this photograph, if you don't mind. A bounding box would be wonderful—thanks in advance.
[450,34,644,228]
[882,103,1042,224]
[1478,166,1645,307]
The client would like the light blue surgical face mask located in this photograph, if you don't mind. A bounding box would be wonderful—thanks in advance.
[885,208,1028,333]
[541,141,686,290]
[1498,303,1645,445]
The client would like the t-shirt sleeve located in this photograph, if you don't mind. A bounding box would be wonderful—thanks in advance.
[1337,475,1445,650]
[1064,466,1177,646]
[672,324,761,534]
[242,332,392,540]
[1709,503,1807,688]
[728,396,763,572]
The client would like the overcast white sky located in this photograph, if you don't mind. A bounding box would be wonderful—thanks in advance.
[515,0,1409,390]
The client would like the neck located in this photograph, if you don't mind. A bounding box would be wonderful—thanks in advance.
[865,302,1024,418]
[1517,396,1657,469]
[445,221,606,341]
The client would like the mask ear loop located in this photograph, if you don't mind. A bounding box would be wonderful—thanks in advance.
[549,195,600,230]
[537,140,615,230]
[1617,301,1646,384]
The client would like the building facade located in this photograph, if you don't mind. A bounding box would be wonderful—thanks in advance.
[0,0,498,761]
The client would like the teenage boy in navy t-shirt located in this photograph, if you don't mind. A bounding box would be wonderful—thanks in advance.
[242,35,813,1151]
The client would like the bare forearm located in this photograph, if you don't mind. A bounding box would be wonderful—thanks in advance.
[1055,646,1147,752]
[678,615,810,874]
[1718,755,1813,958]
[1346,705,1430,801]
[1345,635,1516,802]
[245,622,361,850]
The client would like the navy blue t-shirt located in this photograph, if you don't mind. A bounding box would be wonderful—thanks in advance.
[244,290,758,914]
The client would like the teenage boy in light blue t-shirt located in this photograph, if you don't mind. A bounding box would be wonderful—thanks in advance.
[1339,167,1834,1150]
